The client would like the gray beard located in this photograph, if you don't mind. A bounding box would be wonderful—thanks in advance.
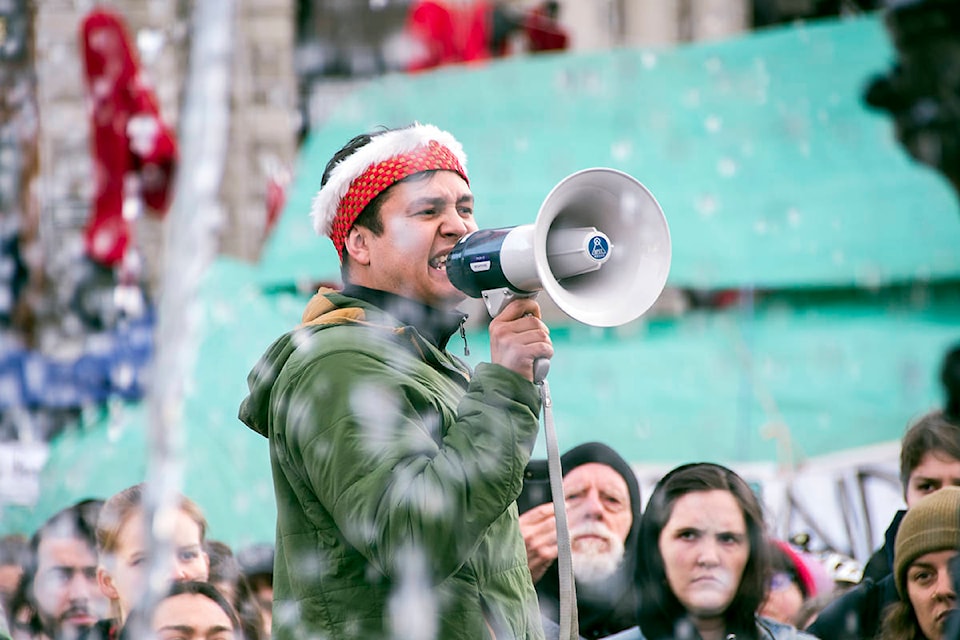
[572,543,626,586]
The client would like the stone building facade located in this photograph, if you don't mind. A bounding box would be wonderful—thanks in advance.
[33,0,298,274]
[0,0,297,446]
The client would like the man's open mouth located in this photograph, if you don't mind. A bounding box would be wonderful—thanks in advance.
[430,253,449,270]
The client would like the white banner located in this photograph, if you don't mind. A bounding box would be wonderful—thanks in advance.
[0,441,49,506]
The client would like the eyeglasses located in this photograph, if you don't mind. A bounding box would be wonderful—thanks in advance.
[768,571,797,592]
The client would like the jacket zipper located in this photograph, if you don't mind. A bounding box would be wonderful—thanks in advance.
[459,317,470,356]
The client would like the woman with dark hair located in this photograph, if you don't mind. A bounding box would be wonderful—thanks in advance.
[120,580,240,640]
[609,462,816,640]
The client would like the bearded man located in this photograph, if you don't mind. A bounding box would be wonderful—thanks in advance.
[518,442,643,639]
[14,500,109,640]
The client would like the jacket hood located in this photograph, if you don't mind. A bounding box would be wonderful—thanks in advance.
[238,288,380,438]
[238,287,468,439]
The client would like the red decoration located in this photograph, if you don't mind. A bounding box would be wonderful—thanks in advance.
[265,169,289,238]
[524,2,569,53]
[330,140,467,257]
[80,8,178,267]
[404,1,493,72]
[405,1,460,71]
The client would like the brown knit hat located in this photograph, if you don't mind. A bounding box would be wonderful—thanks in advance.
[894,486,960,598]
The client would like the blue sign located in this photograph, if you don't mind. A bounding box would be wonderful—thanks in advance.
[589,235,609,261]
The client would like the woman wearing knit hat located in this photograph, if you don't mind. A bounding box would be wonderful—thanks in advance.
[880,486,960,640]
[759,538,832,627]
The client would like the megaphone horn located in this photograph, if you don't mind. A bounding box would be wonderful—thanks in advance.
[447,167,672,328]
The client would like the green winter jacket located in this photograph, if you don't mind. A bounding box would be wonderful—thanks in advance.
[239,288,546,640]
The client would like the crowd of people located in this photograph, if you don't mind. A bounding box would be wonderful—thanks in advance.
[228,120,953,640]
[0,484,273,640]
[3,113,958,640]
[3,403,958,640]
[3,0,957,635]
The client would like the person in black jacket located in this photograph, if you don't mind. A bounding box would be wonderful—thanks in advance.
[518,442,643,639]
[866,410,960,585]
[879,487,960,640]
[807,409,960,639]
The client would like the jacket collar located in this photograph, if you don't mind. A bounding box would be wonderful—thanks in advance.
[341,284,466,351]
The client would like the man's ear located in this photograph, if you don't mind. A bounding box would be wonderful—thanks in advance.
[97,566,120,600]
[344,227,372,266]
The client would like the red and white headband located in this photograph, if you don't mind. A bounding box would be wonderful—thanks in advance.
[310,123,469,260]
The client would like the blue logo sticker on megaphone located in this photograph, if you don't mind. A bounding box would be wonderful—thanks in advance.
[589,235,609,261]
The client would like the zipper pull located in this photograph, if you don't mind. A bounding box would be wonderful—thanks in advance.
[459,317,470,356]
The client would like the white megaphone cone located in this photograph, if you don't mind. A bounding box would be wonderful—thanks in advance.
[446,167,672,327]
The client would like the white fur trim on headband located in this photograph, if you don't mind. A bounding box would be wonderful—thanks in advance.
[309,123,469,236]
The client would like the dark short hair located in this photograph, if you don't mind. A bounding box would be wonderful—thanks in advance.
[899,409,960,489]
[236,542,274,583]
[636,463,768,640]
[206,540,242,584]
[205,541,268,640]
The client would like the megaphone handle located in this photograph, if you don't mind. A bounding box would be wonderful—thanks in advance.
[481,287,526,318]
[481,288,552,382]
[534,357,550,383]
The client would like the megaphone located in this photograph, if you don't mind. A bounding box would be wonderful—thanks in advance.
[447,167,671,327]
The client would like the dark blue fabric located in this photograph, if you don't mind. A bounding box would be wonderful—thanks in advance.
[0,313,154,409]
